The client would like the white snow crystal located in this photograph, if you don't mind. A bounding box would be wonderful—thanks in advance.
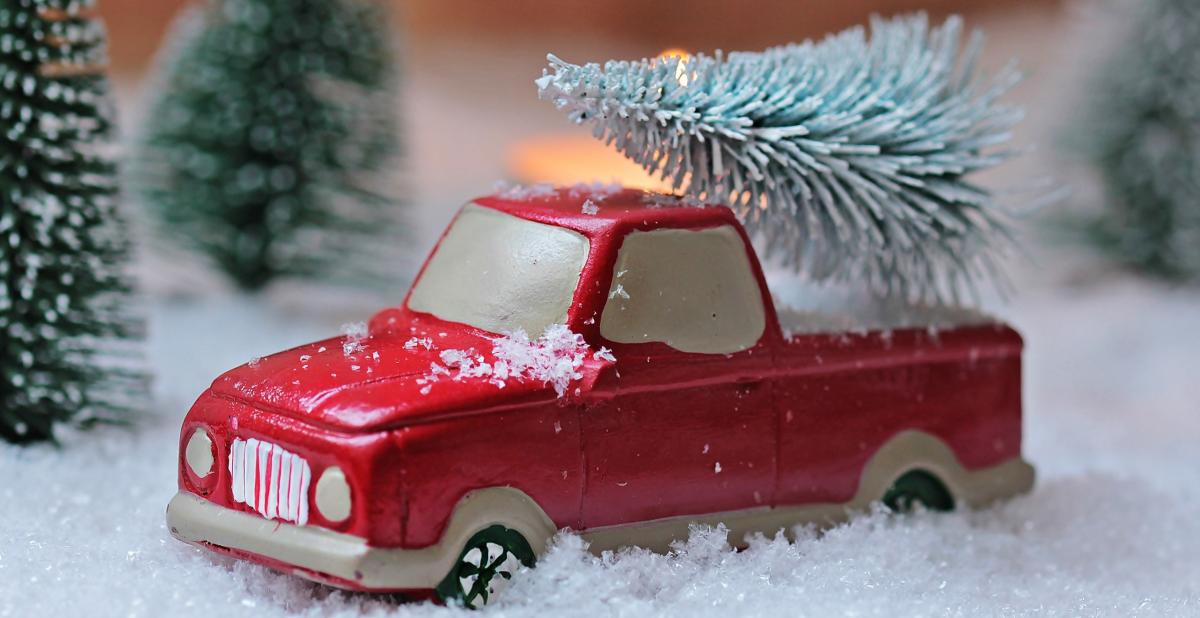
[340,321,368,356]
[594,347,616,362]
[438,348,502,386]
[419,324,598,397]
[404,336,433,351]
[640,191,711,209]
[566,180,622,198]
[609,284,630,300]
[491,324,591,397]
[494,181,558,200]
[581,199,600,215]
[415,362,450,395]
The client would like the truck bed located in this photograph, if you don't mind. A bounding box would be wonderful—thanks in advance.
[770,283,997,336]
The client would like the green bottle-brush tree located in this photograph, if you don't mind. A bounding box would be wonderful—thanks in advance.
[0,0,143,444]
[136,0,402,291]
[1075,0,1200,280]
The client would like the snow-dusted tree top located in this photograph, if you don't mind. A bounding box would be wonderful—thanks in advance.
[0,0,145,443]
[537,14,1023,303]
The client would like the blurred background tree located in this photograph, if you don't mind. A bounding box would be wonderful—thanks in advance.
[134,0,403,291]
[1073,0,1200,280]
[0,0,144,444]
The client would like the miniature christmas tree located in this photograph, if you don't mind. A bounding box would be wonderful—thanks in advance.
[537,15,1022,303]
[1074,0,1200,280]
[0,0,143,444]
[135,0,402,291]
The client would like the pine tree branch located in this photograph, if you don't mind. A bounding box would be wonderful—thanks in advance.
[537,14,1023,303]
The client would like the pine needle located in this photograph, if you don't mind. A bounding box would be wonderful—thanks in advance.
[537,14,1022,303]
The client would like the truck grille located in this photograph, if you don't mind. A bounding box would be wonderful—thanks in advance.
[228,437,311,525]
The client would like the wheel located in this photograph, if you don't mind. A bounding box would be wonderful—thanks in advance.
[435,524,536,609]
[882,469,955,513]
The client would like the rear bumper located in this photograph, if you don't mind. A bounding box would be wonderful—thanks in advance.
[166,492,449,591]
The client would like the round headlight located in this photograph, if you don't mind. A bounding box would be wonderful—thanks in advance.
[315,466,351,522]
[185,428,214,479]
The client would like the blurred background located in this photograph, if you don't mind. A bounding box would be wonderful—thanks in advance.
[102,0,1100,252]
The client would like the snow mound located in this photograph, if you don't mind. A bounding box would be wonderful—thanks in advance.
[491,324,591,396]
[420,324,594,397]
[507,476,1200,616]
[3,273,1200,617]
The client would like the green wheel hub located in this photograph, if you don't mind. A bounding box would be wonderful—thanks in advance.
[435,525,536,609]
[882,470,955,513]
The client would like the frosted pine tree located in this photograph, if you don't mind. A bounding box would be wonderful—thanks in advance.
[135,0,402,291]
[538,15,1022,303]
[0,0,143,443]
[1075,0,1200,279]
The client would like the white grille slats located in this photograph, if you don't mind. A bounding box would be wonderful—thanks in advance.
[228,437,311,525]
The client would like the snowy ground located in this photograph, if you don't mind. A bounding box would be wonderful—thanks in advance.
[2,250,1199,617]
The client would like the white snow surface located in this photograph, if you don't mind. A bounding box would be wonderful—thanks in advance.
[2,273,1200,617]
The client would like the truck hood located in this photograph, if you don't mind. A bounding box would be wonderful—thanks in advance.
[208,311,607,432]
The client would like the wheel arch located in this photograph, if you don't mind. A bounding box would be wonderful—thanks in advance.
[854,430,1034,510]
[436,486,558,559]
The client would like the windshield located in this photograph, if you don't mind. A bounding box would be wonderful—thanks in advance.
[407,204,590,335]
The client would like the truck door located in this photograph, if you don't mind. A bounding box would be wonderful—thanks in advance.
[580,224,777,534]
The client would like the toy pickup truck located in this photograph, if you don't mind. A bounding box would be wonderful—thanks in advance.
[166,186,1034,608]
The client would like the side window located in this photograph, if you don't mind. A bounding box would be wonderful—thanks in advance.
[600,225,765,354]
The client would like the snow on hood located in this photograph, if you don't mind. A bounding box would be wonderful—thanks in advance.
[419,323,615,398]
[207,314,613,432]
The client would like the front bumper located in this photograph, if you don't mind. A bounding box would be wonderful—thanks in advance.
[166,492,450,591]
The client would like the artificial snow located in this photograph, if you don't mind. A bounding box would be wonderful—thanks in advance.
[593,346,616,363]
[404,336,433,351]
[419,324,592,397]
[2,272,1200,616]
[493,180,623,204]
[340,321,368,356]
[493,181,558,201]
[491,324,590,397]
[639,190,710,209]
[568,182,621,199]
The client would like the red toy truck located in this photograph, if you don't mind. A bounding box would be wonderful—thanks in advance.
[167,186,1034,608]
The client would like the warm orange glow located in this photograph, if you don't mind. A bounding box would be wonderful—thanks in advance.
[509,48,694,193]
[657,47,691,86]
[657,47,691,60]
[507,133,673,192]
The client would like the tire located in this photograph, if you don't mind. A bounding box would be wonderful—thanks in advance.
[882,469,955,513]
[435,524,536,609]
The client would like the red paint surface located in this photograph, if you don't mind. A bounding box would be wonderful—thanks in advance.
[175,187,1026,590]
